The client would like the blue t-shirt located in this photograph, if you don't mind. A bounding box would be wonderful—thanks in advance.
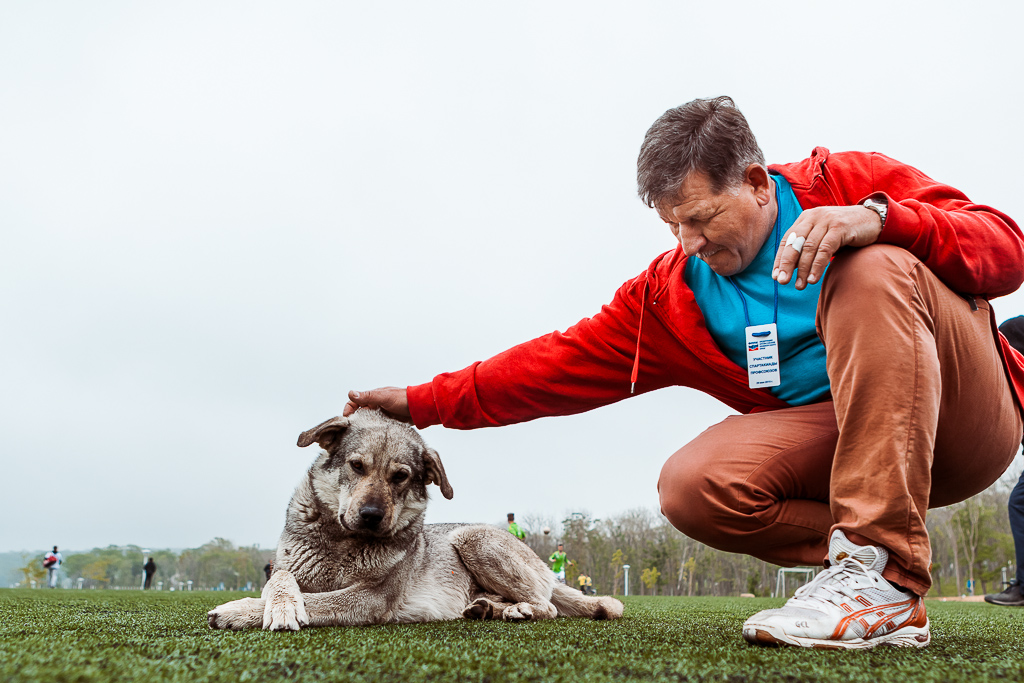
[684,174,829,405]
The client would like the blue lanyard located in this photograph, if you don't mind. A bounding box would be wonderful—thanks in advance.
[727,179,781,327]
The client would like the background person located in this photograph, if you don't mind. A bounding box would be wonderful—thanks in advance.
[43,546,62,588]
[343,97,1024,649]
[143,557,157,590]
[549,543,568,584]
[506,513,526,541]
[985,315,1024,607]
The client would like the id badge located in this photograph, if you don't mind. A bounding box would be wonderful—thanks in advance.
[745,323,781,389]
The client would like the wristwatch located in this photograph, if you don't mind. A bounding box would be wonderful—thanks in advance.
[861,196,888,227]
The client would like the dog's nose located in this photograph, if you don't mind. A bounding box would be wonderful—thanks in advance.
[358,505,385,527]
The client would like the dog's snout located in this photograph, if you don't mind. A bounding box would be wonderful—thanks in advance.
[358,505,385,528]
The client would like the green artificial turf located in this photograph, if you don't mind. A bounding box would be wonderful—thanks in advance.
[1,589,1022,682]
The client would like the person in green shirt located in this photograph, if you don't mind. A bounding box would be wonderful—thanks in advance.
[549,543,568,584]
[507,513,526,541]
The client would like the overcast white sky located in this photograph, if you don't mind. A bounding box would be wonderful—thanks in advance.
[3,1,1023,553]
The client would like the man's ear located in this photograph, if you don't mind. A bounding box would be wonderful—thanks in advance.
[423,447,453,500]
[296,416,350,452]
[744,163,772,206]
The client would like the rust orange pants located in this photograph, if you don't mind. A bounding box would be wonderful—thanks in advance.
[658,245,1022,595]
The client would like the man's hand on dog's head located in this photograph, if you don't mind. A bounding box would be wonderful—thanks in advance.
[344,387,412,423]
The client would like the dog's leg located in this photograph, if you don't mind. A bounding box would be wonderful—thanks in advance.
[262,570,309,631]
[549,582,624,620]
[208,581,394,630]
[450,526,559,622]
[460,596,555,621]
[297,585,392,627]
[500,600,555,621]
[208,570,310,631]
[462,595,515,620]
[208,597,266,630]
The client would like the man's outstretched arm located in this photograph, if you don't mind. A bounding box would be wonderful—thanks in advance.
[343,270,676,431]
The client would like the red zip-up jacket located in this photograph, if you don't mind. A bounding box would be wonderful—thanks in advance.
[407,148,1024,430]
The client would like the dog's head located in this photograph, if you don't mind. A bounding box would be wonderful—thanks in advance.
[296,410,453,537]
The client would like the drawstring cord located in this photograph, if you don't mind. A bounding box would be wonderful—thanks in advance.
[630,278,649,394]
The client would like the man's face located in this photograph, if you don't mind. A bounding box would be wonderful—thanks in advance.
[656,168,775,277]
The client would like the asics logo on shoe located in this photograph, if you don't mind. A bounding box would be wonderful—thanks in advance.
[830,596,924,640]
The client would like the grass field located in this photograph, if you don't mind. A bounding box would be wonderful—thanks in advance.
[1,589,1023,682]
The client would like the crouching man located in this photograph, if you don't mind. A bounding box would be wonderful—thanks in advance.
[345,97,1024,649]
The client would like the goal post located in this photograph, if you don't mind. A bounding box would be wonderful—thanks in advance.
[773,567,817,598]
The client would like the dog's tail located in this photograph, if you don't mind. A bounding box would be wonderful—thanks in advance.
[550,583,624,620]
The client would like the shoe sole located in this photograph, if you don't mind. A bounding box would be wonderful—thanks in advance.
[983,596,1024,607]
[742,623,931,650]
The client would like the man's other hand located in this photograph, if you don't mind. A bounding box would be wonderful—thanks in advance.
[772,205,883,290]
[343,387,411,422]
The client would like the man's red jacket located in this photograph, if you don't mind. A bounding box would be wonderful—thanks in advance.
[407,148,1024,430]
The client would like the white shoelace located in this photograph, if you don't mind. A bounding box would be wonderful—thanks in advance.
[788,559,882,611]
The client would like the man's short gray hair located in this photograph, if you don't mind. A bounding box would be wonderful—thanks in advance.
[637,96,765,208]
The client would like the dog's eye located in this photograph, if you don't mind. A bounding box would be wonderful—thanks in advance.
[391,471,408,484]
[350,460,364,473]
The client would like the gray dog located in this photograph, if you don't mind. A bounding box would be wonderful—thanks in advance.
[208,410,623,630]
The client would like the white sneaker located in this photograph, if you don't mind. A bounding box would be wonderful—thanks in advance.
[742,530,930,649]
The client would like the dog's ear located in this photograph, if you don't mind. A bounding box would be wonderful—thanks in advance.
[423,447,453,500]
[297,416,350,452]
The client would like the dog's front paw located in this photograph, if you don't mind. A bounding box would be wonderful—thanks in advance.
[208,597,264,630]
[263,595,309,631]
[502,603,534,622]
[262,571,308,631]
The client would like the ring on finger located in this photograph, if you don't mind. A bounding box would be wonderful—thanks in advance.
[785,232,805,253]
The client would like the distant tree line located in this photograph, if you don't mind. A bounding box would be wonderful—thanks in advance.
[520,509,777,597]
[19,539,272,591]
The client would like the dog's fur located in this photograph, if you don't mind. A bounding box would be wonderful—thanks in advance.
[208,410,623,630]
